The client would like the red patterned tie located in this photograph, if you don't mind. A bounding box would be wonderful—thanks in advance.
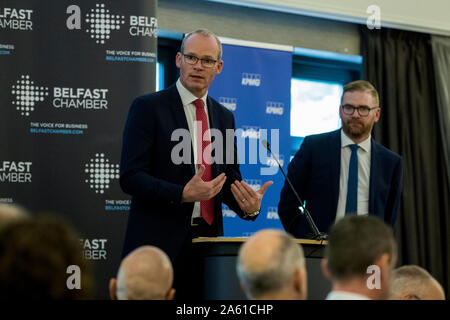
[193,98,214,225]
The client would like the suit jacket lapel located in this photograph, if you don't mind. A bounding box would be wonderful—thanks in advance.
[168,85,195,175]
[330,129,341,215]
[206,96,219,179]
[369,139,378,216]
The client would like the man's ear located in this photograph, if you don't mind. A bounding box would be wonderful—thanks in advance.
[175,52,182,68]
[294,267,308,299]
[109,278,118,300]
[216,60,223,74]
[166,288,176,300]
[321,259,331,280]
[374,253,390,273]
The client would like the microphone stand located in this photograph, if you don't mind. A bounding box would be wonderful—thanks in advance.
[262,140,328,241]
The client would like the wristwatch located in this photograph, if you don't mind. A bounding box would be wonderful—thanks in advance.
[244,208,260,218]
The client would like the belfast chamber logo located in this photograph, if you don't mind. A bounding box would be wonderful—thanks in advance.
[10,74,109,116]
[84,153,120,194]
[80,238,107,260]
[66,3,157,44]
[85,4,125,44]
[11,75,48,116]
[0,7,33,31]
[0,161,32,183]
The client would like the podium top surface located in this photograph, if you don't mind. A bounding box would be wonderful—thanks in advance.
[192,237,327,245]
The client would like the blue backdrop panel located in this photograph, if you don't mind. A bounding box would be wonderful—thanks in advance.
[209,43,292,236]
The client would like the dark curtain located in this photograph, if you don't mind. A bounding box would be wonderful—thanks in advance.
[361,27,450,296]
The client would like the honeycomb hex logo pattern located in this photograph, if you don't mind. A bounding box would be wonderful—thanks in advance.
[85,3,125,44]
[84,153,120,194]
[11,75,49,116]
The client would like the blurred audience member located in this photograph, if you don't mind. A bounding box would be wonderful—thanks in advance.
[109,245,175,300]
[389,265,445,300]
[0,214,93,299]
[0,203,29,230]
[322,215,397,300]
[237,229,307,300]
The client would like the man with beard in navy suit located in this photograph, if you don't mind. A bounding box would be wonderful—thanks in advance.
[278,80,402,238]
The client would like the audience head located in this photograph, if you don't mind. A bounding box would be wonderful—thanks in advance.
[389,265,445,300]
[236,229,307,300]
[109,245,175,300]
[0,214,93,299]
[0,203,29,231]
[322,215,397,300]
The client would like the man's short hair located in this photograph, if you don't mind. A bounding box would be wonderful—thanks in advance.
[237,230,305,299]
[180,29,223,60]
[0,215,93,299]
[342,80,380,107]
[390,265,445,299]
[325,215,396,281]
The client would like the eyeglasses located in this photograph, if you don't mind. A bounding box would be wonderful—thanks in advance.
[182,53,218,68]
[341,104,379,117]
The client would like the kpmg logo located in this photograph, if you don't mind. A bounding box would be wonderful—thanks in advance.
[0,161,32,183]
[265,101,284,115]
[266,207,280,220]
[244,179,262,192]
[0,7,33,31]
[80,238,107,260]
[240,126,261,139]
[266,154,284,167]
[66,3,157,44]
[219,97,237,111]
[11,75,48,116]
[222,204,237,218]
[84,153,120,194]
[241,73,261,87]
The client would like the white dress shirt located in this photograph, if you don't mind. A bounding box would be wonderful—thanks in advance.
[176,79,210,222]
[335,129,371,222]
[326,290,371,300]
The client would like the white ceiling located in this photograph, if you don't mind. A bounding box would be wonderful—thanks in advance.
[208,0,450,36]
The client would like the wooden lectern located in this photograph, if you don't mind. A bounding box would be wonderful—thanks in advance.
[191,237,330,300]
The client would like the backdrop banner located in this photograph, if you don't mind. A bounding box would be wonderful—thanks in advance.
[0,0,157,299]
[209,42,292,236]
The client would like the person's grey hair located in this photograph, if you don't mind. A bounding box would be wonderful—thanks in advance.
[236,232,305,299]
[180,29,222,60]
[390,265,443,299]
[116,246,173,300]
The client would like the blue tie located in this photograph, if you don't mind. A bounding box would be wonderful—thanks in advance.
[345,144,359,214]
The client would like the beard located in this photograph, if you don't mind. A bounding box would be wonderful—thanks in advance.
[342,119,372,140]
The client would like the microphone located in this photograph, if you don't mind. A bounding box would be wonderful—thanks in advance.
[261,139,327,241]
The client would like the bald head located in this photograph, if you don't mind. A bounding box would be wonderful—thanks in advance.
[0,203,29,231]
[390,265,445,300]
[115,246,174,300]
[237,229,306,300]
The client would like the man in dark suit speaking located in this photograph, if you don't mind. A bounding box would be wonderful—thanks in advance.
[119,29,272,297]
[278,80,402,238]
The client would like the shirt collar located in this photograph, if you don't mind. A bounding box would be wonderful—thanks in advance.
[176,78,208,107]
[340,129,371,153]
[326,290,371,300]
